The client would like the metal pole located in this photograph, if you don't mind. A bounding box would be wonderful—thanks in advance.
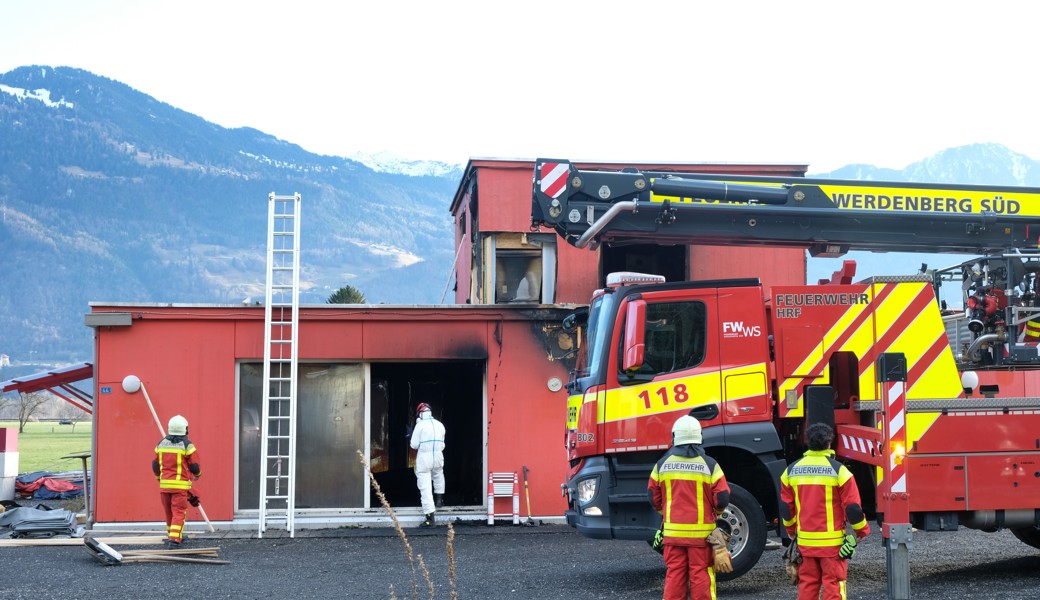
[878,353,911,600]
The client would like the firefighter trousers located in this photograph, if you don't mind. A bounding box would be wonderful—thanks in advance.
[159,489,189,543]
[663,544,716,600]
[797,554,848,600]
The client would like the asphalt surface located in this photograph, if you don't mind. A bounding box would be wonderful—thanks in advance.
[2,521,1039,599]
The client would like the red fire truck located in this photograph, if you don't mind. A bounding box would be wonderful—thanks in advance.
[531,159,1040,578]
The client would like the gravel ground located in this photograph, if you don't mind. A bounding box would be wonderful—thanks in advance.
[1,521,1039,599]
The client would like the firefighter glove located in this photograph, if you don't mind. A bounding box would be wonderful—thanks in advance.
[782,538,801,585]
[839,533,857,560]
[705,526,733,573]
[712,545,733,573]
[647,526,664,555]
[187,493,201,507]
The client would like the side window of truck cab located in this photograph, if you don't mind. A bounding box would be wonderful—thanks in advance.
[622,300,707,379]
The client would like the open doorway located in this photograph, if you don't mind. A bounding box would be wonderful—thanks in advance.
[600,243,688,285]
[369,361,484,510]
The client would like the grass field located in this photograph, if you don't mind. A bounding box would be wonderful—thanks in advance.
[0,421,93,475]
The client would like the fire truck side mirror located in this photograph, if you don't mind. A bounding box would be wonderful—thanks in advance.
[623,298,647,372]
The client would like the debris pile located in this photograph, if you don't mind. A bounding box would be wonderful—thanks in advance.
[84,536,229,565]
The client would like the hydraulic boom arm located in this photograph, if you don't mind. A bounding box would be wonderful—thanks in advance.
[531,159,1040,256]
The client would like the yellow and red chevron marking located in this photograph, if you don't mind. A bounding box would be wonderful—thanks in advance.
[776,282,961,423]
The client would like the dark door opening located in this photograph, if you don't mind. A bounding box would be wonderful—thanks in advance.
[370,361,484,510]
[600,243,688,285]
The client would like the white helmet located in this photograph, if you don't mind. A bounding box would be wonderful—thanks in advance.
[168,415,189,436]
[672,415,702,445]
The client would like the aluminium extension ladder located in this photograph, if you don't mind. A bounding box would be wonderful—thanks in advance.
[258,192,302,538]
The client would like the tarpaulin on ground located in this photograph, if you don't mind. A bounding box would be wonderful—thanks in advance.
[0,506,78,538]
[15,471,84,500]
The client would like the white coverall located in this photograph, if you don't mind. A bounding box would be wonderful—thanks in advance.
[410,410,446,514]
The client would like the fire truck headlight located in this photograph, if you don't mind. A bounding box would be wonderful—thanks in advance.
[583,506,603,516]
[577,477,598,503]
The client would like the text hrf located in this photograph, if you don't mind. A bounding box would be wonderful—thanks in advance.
[639,383,690,410]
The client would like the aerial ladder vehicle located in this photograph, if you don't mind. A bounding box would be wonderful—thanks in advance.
[531,159,1040,582]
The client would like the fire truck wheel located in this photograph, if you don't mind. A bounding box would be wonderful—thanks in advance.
[1011,527,1040,550]
[715,483,766,581]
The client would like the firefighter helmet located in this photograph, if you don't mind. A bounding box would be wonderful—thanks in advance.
[672,415,702,445]
[168,415,189,436]
[416,402,432,416]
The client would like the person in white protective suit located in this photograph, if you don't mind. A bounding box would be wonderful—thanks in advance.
[410,402,446,527]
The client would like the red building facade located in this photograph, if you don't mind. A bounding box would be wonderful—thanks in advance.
[87,158,808,529]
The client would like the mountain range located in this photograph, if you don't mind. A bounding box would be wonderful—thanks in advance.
[0,66,461,368]
[2,65,1039,370]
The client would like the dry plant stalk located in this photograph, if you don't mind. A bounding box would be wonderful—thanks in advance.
[419,554,435,599]
[358,450,419,600]
[447,524,458,600]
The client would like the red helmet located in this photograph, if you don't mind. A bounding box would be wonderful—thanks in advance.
[416,402,432,416]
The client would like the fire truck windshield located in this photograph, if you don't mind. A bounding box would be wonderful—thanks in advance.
[572,292,616,386]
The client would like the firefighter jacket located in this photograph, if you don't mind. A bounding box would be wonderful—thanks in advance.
[152,435,201,491]
[647,444,730,546]
[780,449,869,557]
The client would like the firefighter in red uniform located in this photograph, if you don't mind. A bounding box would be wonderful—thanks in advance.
[780,423,870,600]
[648,415,732,600]
[152,414,202,549]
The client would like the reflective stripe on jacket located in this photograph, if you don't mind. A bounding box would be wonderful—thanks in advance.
[780,449,869,555]
[648,445,730,546]
[153,435,201,490]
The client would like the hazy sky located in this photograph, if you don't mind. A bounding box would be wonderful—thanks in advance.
[3,1,1039,172]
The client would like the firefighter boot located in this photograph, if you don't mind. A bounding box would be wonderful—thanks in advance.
[435,493,444,508]
[420,513,435,528]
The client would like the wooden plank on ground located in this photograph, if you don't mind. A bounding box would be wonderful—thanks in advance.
[0,535,165,547]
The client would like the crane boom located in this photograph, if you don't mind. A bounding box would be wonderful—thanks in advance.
[531,159,1040,256]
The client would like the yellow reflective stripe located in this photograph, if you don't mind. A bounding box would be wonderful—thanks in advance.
[786,474,838,485]
[666,471,713,482]
[709,565,717,599]
[666,522,716,532]
[665,480,673,524]
[825,485,835,533]
[663,527,711,539]
[783,517,796,527]
[160,480,192,490]
[797,531,845,545]
[850,518,868,532]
